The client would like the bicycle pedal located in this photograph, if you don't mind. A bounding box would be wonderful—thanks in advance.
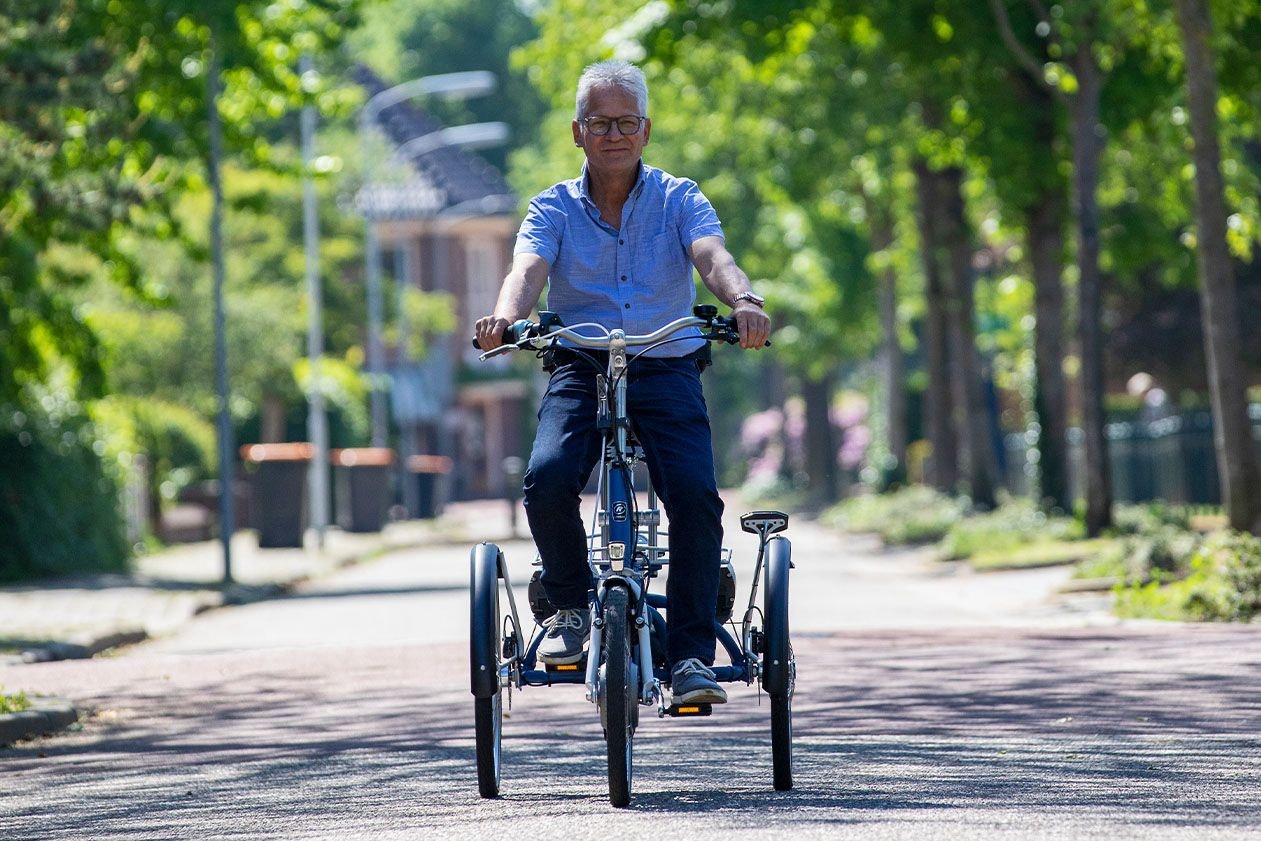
[666,703,713,717]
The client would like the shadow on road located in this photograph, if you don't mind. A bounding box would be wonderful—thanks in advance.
[3,626,1260,837]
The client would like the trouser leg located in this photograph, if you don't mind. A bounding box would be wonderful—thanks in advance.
[523,362,600,610]
[629,360,724,666]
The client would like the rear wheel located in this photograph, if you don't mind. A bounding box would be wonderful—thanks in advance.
[470,544,503,798]
[601,586,634,807]
[763,538,794,791]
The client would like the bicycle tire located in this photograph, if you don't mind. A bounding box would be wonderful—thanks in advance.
[474,694,501,797]
[602,586,634,807]
[763,537,794,791]
[470,543,502,797]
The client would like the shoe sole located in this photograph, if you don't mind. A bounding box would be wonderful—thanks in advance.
[537,650,586,665]
[672,687,728,705]
[537,639,590,666]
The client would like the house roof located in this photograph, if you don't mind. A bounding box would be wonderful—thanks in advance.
[352,64,518,221]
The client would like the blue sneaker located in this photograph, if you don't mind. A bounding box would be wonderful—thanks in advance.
[537,608,590,665]
[671,658,727,705]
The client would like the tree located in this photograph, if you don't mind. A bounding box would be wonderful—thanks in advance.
[989,0,1120,534]
[1173,0,1261,533]
[0,1,360,573]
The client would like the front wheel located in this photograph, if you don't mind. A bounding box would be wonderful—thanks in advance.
[763,537,794,791]
[470,543,503,798]
[601,586,634,807]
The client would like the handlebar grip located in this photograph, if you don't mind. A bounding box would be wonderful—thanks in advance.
[471,319,536,350]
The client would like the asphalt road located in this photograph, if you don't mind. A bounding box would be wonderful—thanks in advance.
[3,513,1260,840]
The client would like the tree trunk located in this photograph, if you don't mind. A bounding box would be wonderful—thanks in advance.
[1175,0,1261,533]
[914,160,958,492]
[870,208,908,487]
[801,370,840,506]
[937,166,997,509]
[1026,189,1072,513]
[1069,39,1113,536]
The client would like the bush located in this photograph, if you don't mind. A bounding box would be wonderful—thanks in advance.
[1114,530,1261,622]
[940,499,1083,560]
[827,485,968,545]
[90,395,216,523]
[1109,502,1192,536]
[0,397,130,582]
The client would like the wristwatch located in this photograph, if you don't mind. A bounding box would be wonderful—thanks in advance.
[732,290,765,308]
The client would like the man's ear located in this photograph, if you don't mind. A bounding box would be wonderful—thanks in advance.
[643,117,651,146]
[572,120,582,147]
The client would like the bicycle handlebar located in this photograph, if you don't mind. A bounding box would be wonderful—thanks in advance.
[472,306,764,359]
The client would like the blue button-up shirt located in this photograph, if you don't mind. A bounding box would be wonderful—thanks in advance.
[514,162,725,357]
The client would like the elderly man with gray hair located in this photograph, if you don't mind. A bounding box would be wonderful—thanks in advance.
[475,59,770,705]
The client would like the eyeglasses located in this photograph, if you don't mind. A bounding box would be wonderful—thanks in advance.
[581,115,646,136]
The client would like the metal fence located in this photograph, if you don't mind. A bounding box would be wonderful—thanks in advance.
[1004,408,1261,506]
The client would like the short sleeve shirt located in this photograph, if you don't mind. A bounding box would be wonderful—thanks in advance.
[513,162,725,357]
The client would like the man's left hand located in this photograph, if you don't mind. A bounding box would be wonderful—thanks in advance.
[731,302,770,349]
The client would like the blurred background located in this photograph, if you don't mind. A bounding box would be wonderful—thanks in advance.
[3,0,1260,587]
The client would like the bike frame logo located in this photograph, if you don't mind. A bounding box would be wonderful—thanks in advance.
[612,502,629,522]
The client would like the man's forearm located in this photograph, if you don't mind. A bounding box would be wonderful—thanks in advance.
[493,253,550,320]
[692,237,754,305]
[494,273,543,321]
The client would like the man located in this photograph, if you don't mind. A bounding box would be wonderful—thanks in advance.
[474,59,769,705]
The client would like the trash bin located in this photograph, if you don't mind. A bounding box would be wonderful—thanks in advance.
[241,442,312,548]
[332,447,394,533]
[406,454,453,519]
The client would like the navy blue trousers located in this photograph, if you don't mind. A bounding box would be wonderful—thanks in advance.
[522,355,725,667]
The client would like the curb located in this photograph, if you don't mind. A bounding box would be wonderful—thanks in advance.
[0,698,79,747]
[18,630,150,664]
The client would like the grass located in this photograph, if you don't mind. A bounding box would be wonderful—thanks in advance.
[969,537,1116,571]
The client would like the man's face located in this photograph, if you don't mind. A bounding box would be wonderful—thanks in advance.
[572,85,650,176]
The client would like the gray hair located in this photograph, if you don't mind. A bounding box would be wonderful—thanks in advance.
[575,59,648,119]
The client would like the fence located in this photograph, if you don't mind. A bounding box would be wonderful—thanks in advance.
[1003,408,1261,506]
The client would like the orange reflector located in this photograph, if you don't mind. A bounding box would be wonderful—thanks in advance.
[552,664,579,671]
[677,706,701,714]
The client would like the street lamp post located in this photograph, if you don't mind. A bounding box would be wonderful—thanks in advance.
[357,73,505,449]
[300,54,329,548]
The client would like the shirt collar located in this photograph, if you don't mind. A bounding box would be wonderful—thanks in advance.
[578,160,647,204]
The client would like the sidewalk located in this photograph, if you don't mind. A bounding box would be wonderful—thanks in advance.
[0,498,520,745]
[0,497,521,666]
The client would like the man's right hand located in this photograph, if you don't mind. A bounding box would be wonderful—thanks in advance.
[474,315,512,351]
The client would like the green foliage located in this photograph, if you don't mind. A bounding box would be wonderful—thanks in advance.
[1,0,361,408]
[827,484,967,544]
[0,390,129,583]
[0,688,31,715]
[1108,501,1194,535]
[293,354,371,442]
[348,0,546,174]
[940,498,1084,560]
[89,395,216,520]
[1115,530,1261,622]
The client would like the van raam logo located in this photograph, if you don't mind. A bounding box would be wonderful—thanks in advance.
[612,502,628,522]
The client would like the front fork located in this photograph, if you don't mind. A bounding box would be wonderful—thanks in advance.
[583,577,660,709]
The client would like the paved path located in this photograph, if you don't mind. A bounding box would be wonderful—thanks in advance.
[3,505,1260,838]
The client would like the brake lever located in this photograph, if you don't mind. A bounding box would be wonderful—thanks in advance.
[477,344,518,362]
